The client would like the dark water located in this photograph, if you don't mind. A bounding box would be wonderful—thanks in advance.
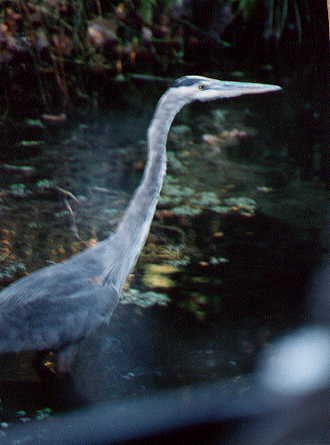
[0,79,327,425]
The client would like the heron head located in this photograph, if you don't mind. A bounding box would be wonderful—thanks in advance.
[170,75,282,102]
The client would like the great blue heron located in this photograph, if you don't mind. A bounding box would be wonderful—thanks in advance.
[0,76,281,373]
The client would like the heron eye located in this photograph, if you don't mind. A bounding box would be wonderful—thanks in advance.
[198,84,206,90]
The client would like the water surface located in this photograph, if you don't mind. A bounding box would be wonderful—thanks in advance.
[0,79,327,421]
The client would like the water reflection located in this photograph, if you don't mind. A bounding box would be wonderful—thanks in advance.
[73,303,258,403]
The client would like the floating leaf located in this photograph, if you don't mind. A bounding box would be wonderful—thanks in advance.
[25,119,45,128]
[19,140,44,147]
[9,184,30,197]
[171,205,202,216]
[122,289,169,307]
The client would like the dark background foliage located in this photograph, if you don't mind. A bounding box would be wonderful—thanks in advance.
[0,0,328,111]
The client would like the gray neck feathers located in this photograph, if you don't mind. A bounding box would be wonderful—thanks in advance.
[103,89,187,291]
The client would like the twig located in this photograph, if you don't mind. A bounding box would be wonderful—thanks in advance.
[56,186,80,203]
[63,198,81,240]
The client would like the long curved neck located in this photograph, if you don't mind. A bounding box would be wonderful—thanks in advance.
[106,90,187,291]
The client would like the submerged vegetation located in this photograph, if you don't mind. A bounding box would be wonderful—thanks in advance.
[0,91,326,317]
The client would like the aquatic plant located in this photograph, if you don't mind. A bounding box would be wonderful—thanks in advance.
[210,256,229,265]
[224,197,257,211]
[190,192,220,207]
[24,118,45,128]
[36,179,56,189]
[168,256,190,267]
[159,181,195,206]
[122,288,169,307]
[0,407,53,432]
[0,262,26,281]
[171,205,202,217]
[166,151,187,172]
[19,140,44,147]
[9,183,31,197]
[212,197,257,215]
[158,144,259,219]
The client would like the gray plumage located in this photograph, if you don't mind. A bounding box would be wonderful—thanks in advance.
[0,76,281,372]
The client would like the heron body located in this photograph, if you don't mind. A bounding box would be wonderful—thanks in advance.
[0,76,281,372]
